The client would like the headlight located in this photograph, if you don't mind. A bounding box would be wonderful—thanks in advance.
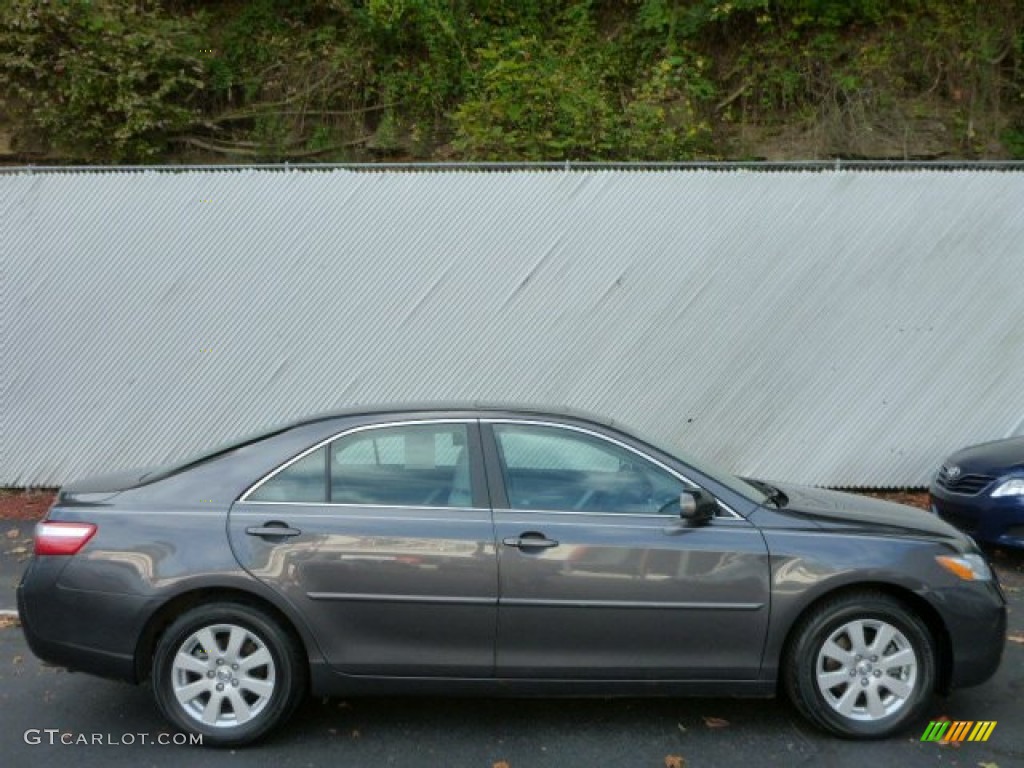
[935,554,992,581]
[991,478,1024,497]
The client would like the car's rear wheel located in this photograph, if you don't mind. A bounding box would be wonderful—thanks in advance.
[784,592,936,738]
[152,602,305,747]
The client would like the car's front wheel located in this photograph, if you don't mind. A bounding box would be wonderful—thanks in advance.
[785,591,936,738]
[152,602,306,747]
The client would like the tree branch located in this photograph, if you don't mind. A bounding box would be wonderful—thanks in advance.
[174,135,370,158]
[715,82,748,112]
[206,103,395,125]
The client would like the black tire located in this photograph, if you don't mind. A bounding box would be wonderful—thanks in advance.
[151,602,306,747]
[784,591,936,739]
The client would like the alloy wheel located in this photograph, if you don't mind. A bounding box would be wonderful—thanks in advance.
[815,618,918,722]
[171,623,277,728]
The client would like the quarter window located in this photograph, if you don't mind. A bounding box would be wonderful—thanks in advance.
[494,424,685,514]
[247,447,327,503]
[330,423,472,507]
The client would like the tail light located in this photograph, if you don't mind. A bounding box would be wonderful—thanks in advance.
[34,522,97,556]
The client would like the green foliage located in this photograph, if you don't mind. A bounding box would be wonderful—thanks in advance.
[0,0,1022,162]
[621,54,715,160]
[0,0,205,161]
[1004,128,1024,158]
[452,31,617,160]
[359,0,478,148]
[453,8,714,160]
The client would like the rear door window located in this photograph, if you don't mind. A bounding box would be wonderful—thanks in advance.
[330,423,472,508]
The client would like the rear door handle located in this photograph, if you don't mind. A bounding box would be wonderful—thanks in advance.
[503,533,559,549]
[246,523,302,538]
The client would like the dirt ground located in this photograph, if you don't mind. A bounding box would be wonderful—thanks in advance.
[851,489,930,511]
[0,489,58,521]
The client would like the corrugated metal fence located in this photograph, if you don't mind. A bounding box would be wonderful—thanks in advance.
[2,166,1023,487]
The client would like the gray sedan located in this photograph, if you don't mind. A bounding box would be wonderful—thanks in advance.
[17,406,1006,746]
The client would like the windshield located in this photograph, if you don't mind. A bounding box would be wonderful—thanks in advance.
[633,430,770,504]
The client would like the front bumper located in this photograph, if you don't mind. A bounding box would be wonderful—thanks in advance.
[933,579,1007,689]
[930,484,1024,549]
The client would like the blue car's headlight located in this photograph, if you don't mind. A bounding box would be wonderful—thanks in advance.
[991,478,1024,497]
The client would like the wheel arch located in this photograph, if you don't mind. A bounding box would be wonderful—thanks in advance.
[134,586,316,684]
[776,581,953,694]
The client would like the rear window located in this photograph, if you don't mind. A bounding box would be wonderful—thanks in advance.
[141,424,291,483]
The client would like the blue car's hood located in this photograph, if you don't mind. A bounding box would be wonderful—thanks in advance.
[945,436,1024,476]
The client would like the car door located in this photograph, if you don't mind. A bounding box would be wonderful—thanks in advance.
[484,420,771,680]
[228,419,498,677]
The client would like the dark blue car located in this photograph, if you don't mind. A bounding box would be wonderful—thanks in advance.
[930,436,1024,549]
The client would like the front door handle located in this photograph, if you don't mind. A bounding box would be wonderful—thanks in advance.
[246,522,302,538]
[503,532,559,549]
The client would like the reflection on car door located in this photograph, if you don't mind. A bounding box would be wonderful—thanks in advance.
[228,420,498,677]
[484,421,771,680]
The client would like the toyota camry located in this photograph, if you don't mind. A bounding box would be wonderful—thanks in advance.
[17,405,1006,746]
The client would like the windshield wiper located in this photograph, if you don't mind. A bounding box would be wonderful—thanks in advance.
[743,478,788,507]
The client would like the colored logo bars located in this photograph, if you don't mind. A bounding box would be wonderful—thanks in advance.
[921,720,996,743]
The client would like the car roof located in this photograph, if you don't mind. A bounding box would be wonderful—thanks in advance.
[286,401,626,432]
[146,402,627,486]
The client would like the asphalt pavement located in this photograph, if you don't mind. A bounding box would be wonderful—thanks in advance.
[1,529,1021,768]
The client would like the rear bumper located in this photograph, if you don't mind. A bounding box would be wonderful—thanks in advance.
[935,579,1007,689]
[930,485,1024,549]
[17,558,149,683]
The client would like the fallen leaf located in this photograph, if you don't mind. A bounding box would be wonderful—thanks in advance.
[934,717,961,749]
[0,615,20,629]
[12,655,23,664]
[677,722,688,733]
[977,762,999,768]
[703,716,730,728]
[1007,632,1024,644]
[5,529,19,540]
[493,762,511,768]
[664,756,685,768]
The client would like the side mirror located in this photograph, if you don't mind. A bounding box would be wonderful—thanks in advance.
[679,488,717,526]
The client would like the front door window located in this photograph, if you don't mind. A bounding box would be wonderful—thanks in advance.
[493,423,685,514]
